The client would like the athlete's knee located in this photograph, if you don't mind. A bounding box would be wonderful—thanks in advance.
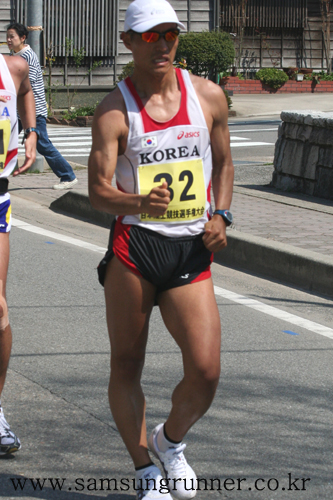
[201,366,220,392]
[189,361,220,392]
[0,294,9,331]
[111,352,145,381]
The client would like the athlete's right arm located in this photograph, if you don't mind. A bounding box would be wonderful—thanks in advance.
[5,56,37,175]
[88,89,170,217]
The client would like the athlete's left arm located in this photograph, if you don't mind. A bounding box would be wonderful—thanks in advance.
[198,79,234,252]
[10,57,37,175]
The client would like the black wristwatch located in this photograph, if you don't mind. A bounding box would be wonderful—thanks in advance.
[213,209,233,226]
[22,127,39,144]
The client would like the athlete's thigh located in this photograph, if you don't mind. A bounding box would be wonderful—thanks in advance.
[104,256,156,358]
[158,278,221,372]
[0,233,10,296]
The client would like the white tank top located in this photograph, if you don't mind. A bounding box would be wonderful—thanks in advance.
[116,68,212,237]
[0,54,18,180]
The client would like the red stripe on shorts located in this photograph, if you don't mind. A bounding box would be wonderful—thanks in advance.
[191,252,213,284]
[113,220,143,277]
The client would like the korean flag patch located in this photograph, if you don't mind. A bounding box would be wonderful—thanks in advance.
[141,136,158,148]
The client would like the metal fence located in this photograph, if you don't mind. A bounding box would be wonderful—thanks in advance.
[220,0,307,30]
[14,0,118,60]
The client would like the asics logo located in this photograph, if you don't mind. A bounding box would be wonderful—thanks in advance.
[177,131,200,140]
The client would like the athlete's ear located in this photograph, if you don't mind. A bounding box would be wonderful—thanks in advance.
[121,31,132,51]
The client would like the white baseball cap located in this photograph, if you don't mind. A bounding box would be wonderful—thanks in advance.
[124,0,185,33]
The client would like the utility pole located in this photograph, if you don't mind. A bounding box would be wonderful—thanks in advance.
[27,0,44,172]
[213,0,220,31]
[213,0,221,83]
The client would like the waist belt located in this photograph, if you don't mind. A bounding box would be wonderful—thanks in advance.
[0,178,9,195]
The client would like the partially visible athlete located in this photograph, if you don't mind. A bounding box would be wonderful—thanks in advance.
[88,0,234,498]
[0,52,37,454]
[7,23,78,190]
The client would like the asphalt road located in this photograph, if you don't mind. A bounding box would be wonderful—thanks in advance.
[228,118,280,186]
[0,195,332,499]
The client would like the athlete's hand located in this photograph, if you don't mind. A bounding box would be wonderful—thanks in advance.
[141,181,171,216]
[203,214,228,252]
[0,96,7,103]
[13,133,37,176]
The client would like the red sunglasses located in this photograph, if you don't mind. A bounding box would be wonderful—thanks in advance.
[136,29,180,43]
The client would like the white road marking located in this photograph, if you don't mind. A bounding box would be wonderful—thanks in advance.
[28,142,92,146]
[18,148,91,154]
[11,218,106,254]
[54,153,90,157]
[11,218,333,339]
[214,286,333,340]
[230,141,274,147]
[18,127,92,157]
[229,127,278,133]
[19,128,91,134]
[47,130,91,135]
[19,125,275,157]
[34,136,90,142]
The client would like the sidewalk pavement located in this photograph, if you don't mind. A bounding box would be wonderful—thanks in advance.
[9,165,333,298]
[231,92,333,118]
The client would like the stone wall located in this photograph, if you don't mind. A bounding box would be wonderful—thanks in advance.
[272,111,333,200]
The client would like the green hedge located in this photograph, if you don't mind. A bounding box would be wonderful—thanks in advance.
[175,30,235,79]
[255,68,289,89]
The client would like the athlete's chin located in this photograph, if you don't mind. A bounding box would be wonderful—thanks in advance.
[150,61,173,75]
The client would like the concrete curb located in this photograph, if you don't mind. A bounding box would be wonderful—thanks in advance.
[50,190,114,227]
[50,190,333,298]
[216,231,333,297]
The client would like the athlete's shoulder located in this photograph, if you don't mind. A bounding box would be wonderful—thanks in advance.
[3,54,29,78]
[92,85,128,144]
[189,72,228,123]
[189,73,225,101]
[95,85,127,119]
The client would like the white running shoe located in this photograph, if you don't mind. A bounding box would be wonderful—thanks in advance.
[136,464,173,499]
[148,424,197,500]
[0,407,21,455]
[53,178,78,190]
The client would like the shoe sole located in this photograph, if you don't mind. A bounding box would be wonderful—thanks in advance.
[0,443,21,455]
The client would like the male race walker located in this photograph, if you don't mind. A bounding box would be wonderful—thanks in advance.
[88,1,234,498]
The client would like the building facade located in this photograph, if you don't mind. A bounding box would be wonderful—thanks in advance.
[220,0,333,74]
[0,0,217,87]
[0,0,331,95]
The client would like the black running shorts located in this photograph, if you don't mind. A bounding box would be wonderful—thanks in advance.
[98,219,213,293]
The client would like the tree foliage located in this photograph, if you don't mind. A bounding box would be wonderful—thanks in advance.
[175,31,235,79]
[117,60,135,82]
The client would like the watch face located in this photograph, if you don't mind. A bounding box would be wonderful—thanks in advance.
[214,210,233,225]
[225,210,233,223]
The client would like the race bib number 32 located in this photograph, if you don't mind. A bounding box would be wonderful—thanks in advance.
[0,119,11,173]
[138,159,206,223]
